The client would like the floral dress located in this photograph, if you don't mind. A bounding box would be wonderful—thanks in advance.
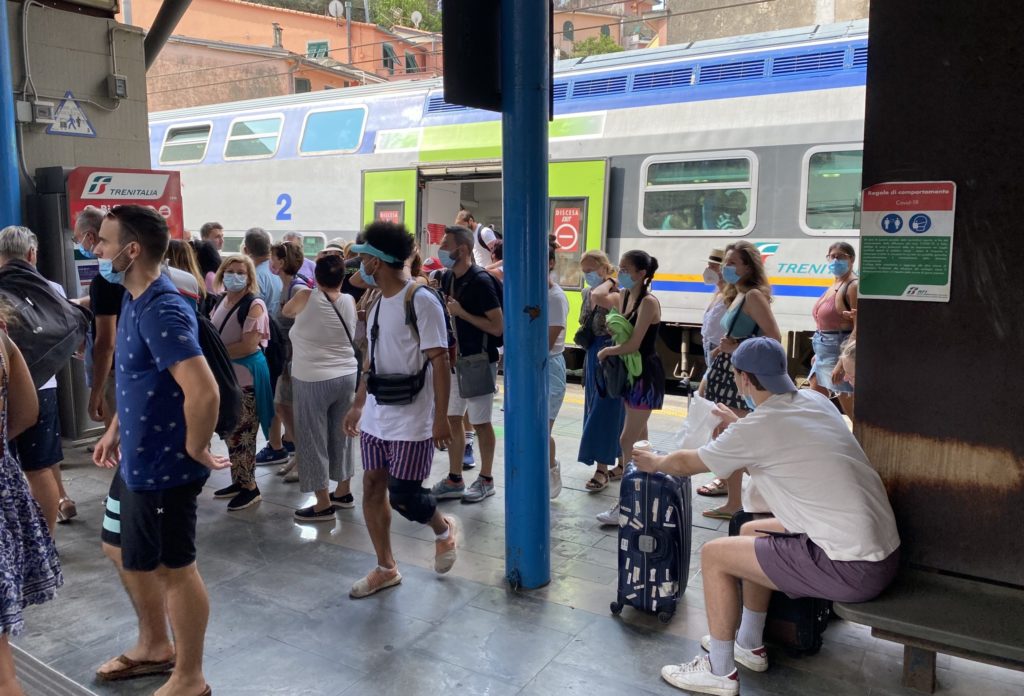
[0,344,63,635]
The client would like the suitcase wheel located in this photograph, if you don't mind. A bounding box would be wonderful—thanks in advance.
[609,601,623,616]
[657,610,673,625]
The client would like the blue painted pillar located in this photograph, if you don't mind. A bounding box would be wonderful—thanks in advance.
[501,0,550,589]
[0,0,23,225]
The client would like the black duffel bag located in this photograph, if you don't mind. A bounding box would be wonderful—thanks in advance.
[0,259,91,389]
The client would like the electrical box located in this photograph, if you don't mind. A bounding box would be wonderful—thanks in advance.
[107,73,128,100]
[15,100,33,124]
[32,100,57,124]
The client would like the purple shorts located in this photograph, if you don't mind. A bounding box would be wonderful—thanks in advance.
[360,432,434,482]
[755,533,900,603]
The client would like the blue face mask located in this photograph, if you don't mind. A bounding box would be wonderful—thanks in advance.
[75,242,95,259]
[743,395,756,410]
[584,271,602,288]
[438,249,457,270]
[619,274,635,290]
[722,266,742,285]
[222,272,248,293]
[828,259,851,277]
[359,262,378,287]
[98,247,132,285]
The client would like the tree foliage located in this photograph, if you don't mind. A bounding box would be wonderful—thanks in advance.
[571,35,625,58]
[246,0,442,32]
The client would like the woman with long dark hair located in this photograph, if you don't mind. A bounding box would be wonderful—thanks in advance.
[595,249,664,525]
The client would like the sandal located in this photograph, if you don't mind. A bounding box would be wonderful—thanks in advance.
[696,479,728,497]
[276,459,296,476]
[95,654,176,682]
[608,464,625,481]
[585,470,610,492]
[56,497,77,523]
[702,507,738,521]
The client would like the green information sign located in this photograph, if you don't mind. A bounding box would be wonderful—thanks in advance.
[859,181,956,302]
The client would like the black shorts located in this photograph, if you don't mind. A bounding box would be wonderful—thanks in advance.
[116,474,205,572]
[13,389,63,471]
[101,473,124,547]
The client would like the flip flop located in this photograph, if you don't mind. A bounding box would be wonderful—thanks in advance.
[702,507,737,521]
[697,479,728,497]
[95,654,176,682]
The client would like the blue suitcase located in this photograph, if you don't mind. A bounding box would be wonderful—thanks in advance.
[610,463,692,623]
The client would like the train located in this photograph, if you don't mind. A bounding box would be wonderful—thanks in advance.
[148,19,868,380]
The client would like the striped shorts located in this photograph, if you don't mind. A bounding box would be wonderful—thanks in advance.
[360,432,435,482]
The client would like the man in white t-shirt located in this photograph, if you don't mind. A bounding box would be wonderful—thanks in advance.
[343,221,458,599]
[454,210,498,267]
[632,337,900,696]
[547,241,569,500]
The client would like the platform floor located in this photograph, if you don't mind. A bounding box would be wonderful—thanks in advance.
[12,385,1024,696]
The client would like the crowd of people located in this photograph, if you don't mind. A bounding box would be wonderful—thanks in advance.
[0,204,894,696]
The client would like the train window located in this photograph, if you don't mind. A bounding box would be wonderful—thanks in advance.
[639,152,757,236]
[800,146,863,236]
[298,107,367,155]
[159,124,211,164]
[223,115,284,160]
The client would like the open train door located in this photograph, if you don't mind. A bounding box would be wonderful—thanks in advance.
[362,168,418,229]
[548,159,608,350]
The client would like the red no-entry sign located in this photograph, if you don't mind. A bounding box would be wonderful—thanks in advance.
[553,206,581,252]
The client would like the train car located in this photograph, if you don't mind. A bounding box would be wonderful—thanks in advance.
[149,20,868,380]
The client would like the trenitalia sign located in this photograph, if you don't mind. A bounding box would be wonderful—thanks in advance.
[67,167,186,239]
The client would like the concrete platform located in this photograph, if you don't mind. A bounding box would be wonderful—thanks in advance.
[12,385,1024,695]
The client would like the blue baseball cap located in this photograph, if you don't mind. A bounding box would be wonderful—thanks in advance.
[349,241,399,263]
[731,337,797,394]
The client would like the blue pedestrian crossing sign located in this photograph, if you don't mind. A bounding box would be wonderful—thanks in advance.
[881,213,903,233]
[46,91,96,138]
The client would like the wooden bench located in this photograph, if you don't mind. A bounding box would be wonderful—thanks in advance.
[835,569,1024,693]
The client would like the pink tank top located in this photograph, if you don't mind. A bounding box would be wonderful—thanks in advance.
[812,287,846,331]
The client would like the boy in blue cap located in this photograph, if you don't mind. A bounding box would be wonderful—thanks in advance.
[632,337,900,696]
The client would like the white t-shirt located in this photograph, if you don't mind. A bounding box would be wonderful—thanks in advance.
[472,224,498,267]
[42,280,67,391]
[289,289,359,382]
[163,264,200,306]
[360,282,448,441]
[698,389,900,562]
[548,283,568,356]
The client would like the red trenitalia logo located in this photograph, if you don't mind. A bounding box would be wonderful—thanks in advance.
[86,175,113,195]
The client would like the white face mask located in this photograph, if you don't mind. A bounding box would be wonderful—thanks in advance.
[703,268,720,285]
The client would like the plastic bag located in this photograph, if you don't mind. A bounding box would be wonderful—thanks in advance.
[674,395,718,449]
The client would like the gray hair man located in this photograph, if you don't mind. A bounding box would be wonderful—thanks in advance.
[242,227,282,315]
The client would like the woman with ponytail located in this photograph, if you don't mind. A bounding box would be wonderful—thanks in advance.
[594,250,665,525]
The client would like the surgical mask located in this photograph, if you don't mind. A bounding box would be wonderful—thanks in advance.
[438,249,457,270]
[722,266,742,285]
[702,268,720,286]
[743,395,757,410]
[619,274,635,290]
[584,271,602,288]
[828,259,851,277]
[222,272,248,292]
[98,247,132,285]
[75,242,95,259]
[359,262,378,287]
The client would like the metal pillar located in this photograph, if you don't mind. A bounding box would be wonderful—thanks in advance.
[144,0,194,68]
[0,0,22,225]
[501,0,550,589]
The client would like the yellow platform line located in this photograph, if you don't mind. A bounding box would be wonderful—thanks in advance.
[496,384,689,419]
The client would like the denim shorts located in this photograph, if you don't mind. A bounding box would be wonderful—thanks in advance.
[811,331,854,394]
[548,353,567,421]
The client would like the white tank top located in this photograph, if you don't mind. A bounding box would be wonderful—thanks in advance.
[289,289,359,382]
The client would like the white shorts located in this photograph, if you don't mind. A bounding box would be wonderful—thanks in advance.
[447,362,498,425]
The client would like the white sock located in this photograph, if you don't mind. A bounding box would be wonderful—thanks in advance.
[708,638,736,676]
[737,607,767,649]
[435,527,451,541]
[465,431,475,443]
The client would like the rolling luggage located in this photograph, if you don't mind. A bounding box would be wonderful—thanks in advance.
[610,462,692,624]
[729,511,832,656]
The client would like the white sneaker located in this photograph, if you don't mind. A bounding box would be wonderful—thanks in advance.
[661,655,739,696]
[700,634,769,673]
[549,459,562,499]
[595,503,620,526]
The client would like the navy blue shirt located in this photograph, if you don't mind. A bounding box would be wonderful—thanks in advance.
[116,274,208,491]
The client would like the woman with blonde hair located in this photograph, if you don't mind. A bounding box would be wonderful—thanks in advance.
[166,239,206,296]
[700,239,782,519]
[576,249,626,491]
[209,255,272,512]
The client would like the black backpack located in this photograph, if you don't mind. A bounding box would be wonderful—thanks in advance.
[476,224,502,249]
[0,260,91,389]
[218,294,286,392]
[195,311,242,438]
[439,267,504,349]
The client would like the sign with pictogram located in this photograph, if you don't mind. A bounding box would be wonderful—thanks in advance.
[859,181,956,302]
[46,91,96,138]
[553,206,581,252]
[67,167,185,238]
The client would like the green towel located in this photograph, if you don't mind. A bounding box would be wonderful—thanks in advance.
[605,310,643,383]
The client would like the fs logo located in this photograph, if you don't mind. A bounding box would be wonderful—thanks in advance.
[905,286,928,297]
[755,242,780,264]
[86,175,113,195]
